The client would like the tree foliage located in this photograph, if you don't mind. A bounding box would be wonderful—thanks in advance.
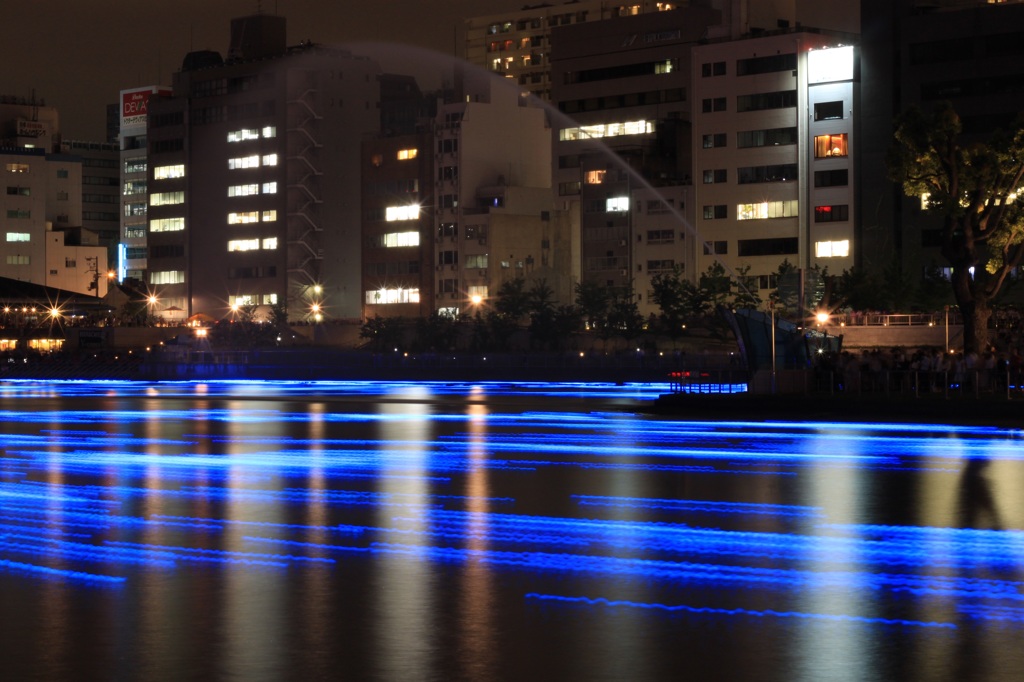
[888,102,1024,352]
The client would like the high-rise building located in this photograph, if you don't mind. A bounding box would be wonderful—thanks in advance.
[551,6,720,310]
[117,86,171,286]
[146,15,383,322]
[464,1,683,102]
[691,32,858,302]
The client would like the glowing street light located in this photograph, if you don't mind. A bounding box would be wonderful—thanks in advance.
[815,311,829,325]
[470,294,483,306]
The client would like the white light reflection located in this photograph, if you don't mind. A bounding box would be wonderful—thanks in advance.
[371,383,436,680]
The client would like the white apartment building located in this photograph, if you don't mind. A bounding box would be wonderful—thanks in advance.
[691,33,857,301]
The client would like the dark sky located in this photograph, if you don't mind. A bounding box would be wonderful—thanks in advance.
[2,0,525,140]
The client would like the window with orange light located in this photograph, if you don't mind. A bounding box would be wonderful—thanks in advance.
[814,134,848,158]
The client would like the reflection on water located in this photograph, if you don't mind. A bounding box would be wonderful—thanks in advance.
[1,380,1024,681]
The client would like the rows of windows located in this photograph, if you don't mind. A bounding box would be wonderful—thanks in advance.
[370,231,420,248]
[227,126,276,142]
[150,191,183,206]
[814,204,850,222]
[559,120,654,141]
[150,217,185,232]
[365,288,420,305]
[229,293,279,306]
[226,182,276,196]
[153,164,185,180]
[736,90,797,112]
[736,200,799,221]
[227,154,278,169]
[737,163,798,184]
[227,237,278,251]
[736,53,797,76]
[564,59,676,85]
[150,270,185,285]
[124,180,147,196]
[366,261,420,276]
[559,88,685,115]
[228,266,276,279]
[228,211,277,224]
[124,159,147,174]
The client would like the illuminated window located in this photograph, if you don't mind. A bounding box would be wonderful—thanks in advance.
[606,196,629,212]
[364,288,421,305]
[262,126,276,138]
[228,212,259,224]
[228,239,260,251]
[229,294,257,306]
[150,191,184,206]
[559,120,653,141]
[378,231,420,248]
[6,232,30,242]
[227,128,259,142]
[124,158,147,174]
[585,170,606,184]
[228,184,259,197]
[228,155,260,169]
[262,182,277,194]
[815,240,850,258]
[5,163,29,173]
[262,237,278,250]
[149,270,185,285]
[262,293,278,305]
[736,200,799,220]
[371,154,383,167]
[385,205,420,222]
[6,255,29,265]
[124,202,146,216]
[262,154,278,166]
[814,205,849,222]
[396,148,418,160]
[153,164,185,179]
[123,181,147,196]
[814,134,848,158]
[262,210,277,222]
[150,217,185,232]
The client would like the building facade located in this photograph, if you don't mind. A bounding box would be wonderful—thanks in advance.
[691,32,857,305]
[146,15,382,322]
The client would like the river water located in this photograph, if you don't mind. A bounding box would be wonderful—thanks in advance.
[1,380,1022,681]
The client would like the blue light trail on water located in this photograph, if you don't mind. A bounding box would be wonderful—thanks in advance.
[1,380,1023,631]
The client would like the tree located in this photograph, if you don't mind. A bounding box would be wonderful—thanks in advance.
[574,280,609,332]
[494,278,531,323]
[888,102,1024,353]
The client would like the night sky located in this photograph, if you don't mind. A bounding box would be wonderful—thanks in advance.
[2,0,527,141]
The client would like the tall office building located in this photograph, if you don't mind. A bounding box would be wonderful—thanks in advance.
[550,6,720,313]
[691,32,858,300]
[147,14,382,322]
[465,1,683,102]
[118,86,171,286]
